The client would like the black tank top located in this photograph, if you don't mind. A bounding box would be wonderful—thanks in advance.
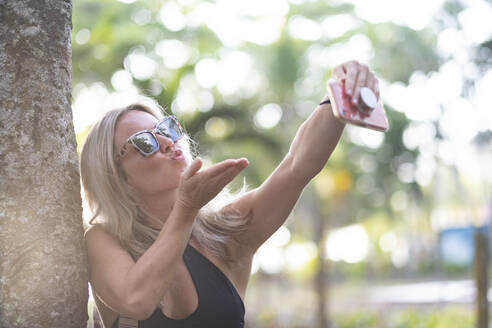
[113,244,245,328]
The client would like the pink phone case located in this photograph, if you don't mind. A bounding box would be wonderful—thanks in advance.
[327,79,389,132]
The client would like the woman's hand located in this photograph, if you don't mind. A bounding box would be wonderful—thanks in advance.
[175,157,249,213]
[332,60,380,107]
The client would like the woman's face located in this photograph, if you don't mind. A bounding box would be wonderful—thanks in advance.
[114,110,188,197]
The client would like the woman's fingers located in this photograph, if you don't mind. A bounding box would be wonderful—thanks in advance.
[343,61,359,97]
[351,64,369,106]
[182,157,248,188]
[333,60,379,103]
[332,65,347,81]
[211,160,248,187]
[177,157,248,211]
[367,73,380,99]
[199,158,248,180]
[181,157,202,180]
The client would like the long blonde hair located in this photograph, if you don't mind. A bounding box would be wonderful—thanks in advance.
[80,97,249,261]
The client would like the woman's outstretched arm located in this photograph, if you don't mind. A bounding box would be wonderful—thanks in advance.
[228,60,380,256]
[288,60,379,181]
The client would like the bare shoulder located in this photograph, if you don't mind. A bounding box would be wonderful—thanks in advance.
[84,224,138,319]
[85,224,120,248]
[85,223,108,238]
[84,224,134,277]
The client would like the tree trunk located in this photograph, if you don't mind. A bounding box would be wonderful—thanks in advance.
[0,1,88,327]
[313,197,329,328]
[475,232,488,328]
[304,187,330,328]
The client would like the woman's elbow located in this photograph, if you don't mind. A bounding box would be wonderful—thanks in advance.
[124,294,157,320]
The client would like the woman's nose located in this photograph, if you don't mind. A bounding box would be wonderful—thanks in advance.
[156,134,174,152]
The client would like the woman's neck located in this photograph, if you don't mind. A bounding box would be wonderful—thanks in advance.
[139,188,178,229]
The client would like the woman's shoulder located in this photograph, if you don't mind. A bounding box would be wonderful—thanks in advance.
[85,223,104,238]
[84,224,119,247]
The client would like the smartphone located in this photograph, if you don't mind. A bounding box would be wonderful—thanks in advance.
[327,79,389,132]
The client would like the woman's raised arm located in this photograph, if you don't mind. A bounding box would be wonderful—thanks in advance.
[229,60,380,255]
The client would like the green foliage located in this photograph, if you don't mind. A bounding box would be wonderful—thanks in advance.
[368,24,440,83]
[336,310,379,328]
[71,1,492,326]
[333,307,474,328]
[390,307,474,328]
[73,0,450,277]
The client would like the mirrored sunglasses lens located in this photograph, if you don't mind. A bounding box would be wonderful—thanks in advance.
[133,132,158,154]
[157,118,182,141]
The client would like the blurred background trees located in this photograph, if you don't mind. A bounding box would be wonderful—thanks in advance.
[72,0,492,326]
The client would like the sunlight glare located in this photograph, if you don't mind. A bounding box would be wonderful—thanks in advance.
[346,125,384,149]
[197,91,215,112]
[266,226,291,247]
[415,153,437,187]
[379,231,397,253]
[75,29,90,45]
[254,104,283,130]
[125,53,156,80]
[325,224,369,263]
[159,1,186,32]
[322,14,360,39]
[403,122,436,151]
[474,69,492,131]
[458,3,492,44]
[257,245,285,274]
[72,84,140,133]
[345,0,445,30]
[250,254,260,275]
[201,0,287,46]
[439,98,477,142]
[436,28,467,58]
[320,34,373,66]
[205,117,228,138]
[391,239,410,268]
[285,242,317,270]
[288,15,322,41]
[194,58,220,89]
[155,40,192,69]
[217,51,253,96]
[111,70,133,91]
[173,89,198,115]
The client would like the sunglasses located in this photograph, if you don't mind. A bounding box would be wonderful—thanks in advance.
[116,115,184,161]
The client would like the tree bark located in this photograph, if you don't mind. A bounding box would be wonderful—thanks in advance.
[475,232,488,328]
[0,1,88,327]
[304,187,330,328]
[313,197,329,328]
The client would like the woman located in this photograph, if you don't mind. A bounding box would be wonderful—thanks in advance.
[81,60,379,328]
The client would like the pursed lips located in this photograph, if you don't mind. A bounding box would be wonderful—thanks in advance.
[171,148,184,160]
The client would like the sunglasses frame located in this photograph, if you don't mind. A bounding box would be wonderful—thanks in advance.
[115,115,183,161]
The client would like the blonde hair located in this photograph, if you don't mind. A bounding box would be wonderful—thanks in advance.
[80,97,249,261]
